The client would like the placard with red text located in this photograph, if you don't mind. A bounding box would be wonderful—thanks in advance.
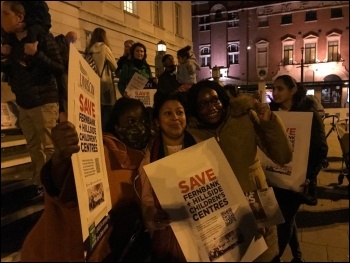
[258,111,313,192]
[143,138,267,262]
[67,44,112,260]
[128,89,157,107]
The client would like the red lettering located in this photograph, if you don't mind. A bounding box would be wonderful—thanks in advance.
[178,168,217,194]
[286,127,296,136]
[79,94,95,118]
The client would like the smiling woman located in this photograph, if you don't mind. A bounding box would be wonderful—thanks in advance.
[186,80,293,262]
[135,91,198,262]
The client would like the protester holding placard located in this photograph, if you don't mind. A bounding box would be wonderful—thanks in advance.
[20,98,152,262]
[186,80,293,262]
[118,42,155,98]
[269,75,328,263]
[136,91,198,261]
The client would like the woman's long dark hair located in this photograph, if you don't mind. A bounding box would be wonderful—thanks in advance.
[275,75,307,110]
[104,97,150,138]
[187,80,230,120]
[86,27,111,52]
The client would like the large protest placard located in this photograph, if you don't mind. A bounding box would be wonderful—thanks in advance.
[258,111,313,192]
[143,138,267,262]
[67,44,112,260]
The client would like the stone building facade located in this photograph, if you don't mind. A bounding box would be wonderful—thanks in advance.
[192,1,349,108]
[47,1,193,75]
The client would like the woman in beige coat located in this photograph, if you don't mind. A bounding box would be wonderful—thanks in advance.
[186,80,293,262]
[86,27,117,131]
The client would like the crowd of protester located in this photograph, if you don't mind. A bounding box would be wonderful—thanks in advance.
[1,1,327,262]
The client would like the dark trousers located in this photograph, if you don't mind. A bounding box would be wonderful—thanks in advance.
[273,187,302,259]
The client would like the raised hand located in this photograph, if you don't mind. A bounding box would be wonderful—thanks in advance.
[51,121,80,163]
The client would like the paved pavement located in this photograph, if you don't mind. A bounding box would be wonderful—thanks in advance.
[1,123,349,262]
[281,122,349,262]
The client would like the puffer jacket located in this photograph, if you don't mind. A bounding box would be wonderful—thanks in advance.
[1,33,65,109]
[20,133,146,262]
[270,96,328,181]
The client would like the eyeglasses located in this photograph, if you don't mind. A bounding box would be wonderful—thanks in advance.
[197,96,221,110]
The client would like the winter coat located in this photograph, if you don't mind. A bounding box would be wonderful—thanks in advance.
[187,94,293,262]
[156,70,181,94]
[20,133,146,262]
[269,95,328,181]
[1,33,65,109]
[88,42,117,106]
[54,34,69,70]
[118,59,153,95]
[176,57,200,85]
[188,94,293,192]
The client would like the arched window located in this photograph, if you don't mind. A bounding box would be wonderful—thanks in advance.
[200,46,211,67]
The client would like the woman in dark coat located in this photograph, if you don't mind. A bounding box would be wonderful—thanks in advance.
[269,75,328,262]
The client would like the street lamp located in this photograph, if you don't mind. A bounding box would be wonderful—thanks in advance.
[301,47,304,86]
[155,40,167,77]
[157,40,166,52]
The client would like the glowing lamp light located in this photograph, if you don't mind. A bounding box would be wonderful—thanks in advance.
[157,40,166,52]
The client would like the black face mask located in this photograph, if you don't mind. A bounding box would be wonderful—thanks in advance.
[115,122,150,150]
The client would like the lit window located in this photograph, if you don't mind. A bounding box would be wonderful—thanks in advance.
[200,46,211,67]
[328,41,339,62]
[283,45,294,65]
[124,1,134,13]
[305,43,316,63]
[281,37,296,65]
[227,43,239,64]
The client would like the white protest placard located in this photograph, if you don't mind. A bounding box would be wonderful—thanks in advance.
[143,138,267,262]
[67,44,112,260]
[128,89,157,107]
[258,111,313,192]
[125,72,148,93]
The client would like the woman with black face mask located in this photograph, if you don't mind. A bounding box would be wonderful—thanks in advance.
[117,42,155,98]
[21,98,153,262]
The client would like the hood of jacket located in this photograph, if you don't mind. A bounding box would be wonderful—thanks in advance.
[88,42,106,54]
[230,94,255,117]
